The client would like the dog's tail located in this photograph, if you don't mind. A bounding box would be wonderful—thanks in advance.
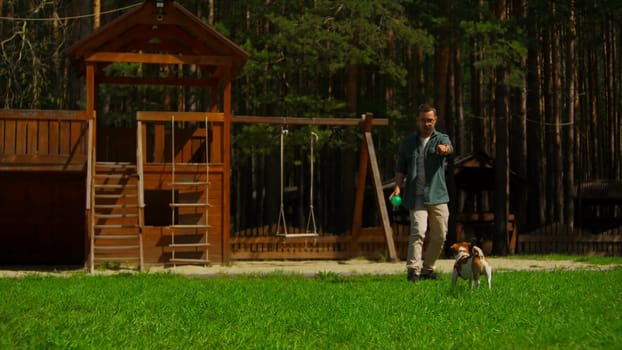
[471,246,485,258]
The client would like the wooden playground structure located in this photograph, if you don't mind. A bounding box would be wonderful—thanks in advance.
[0,0,401,270]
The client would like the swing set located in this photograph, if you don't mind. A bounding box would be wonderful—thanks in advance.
[275,126,319,238]
[231,113,398,260]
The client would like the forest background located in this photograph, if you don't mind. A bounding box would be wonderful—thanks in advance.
[1,0,621,254]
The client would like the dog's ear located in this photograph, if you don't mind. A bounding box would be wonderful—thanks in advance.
[449,243,458,253]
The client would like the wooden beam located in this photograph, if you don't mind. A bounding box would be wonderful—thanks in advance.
[97,75,218,87]
[86,63,96,264]
[232,115,389,126]
[365,131,398,261]
[222,67,232,263]
[136,111,224,122]
[142,163,225,174]
[0,110,88,121]
[351,114,372,257]
[86,64,95,113]
[349,113,397,261]
[0,154,88,164]
[0,164,86,172]
[85,52,232,66]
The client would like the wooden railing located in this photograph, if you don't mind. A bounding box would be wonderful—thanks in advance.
[136,111,224,164]
[0,109,91,171]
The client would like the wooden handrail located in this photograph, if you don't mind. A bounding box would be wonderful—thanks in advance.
[136,111,224,122]
[0,109,89,121]
[136,121,145,208]
[231,115,389,126]
[86,118,94,210]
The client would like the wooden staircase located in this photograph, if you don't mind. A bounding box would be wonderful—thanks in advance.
[89,162,143,272]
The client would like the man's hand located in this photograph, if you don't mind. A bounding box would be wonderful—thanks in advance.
[436,144,451,155]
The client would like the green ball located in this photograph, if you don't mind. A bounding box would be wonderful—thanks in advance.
[390,195,402,207]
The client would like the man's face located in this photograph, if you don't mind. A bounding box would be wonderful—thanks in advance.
[417,110,437,136]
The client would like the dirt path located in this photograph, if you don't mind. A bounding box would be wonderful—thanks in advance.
[1,258,618,278]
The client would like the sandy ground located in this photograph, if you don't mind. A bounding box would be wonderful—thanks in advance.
[1,257,618,278]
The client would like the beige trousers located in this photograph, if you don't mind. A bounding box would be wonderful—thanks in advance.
[406,196,449,275]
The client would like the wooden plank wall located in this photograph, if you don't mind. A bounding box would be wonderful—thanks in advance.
[98,127,217,163]
[0,110,89,171]
[140,167,223,264]
[0,172,85,265]
[137,116,224,264]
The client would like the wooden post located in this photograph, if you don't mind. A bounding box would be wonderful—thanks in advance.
[222,65,232,263]
[86,63,96,273]
[365,132,398,261]
[351,114,372,256]
[351,113,397,261]
[154,123,165,162]
[136,121,145,272]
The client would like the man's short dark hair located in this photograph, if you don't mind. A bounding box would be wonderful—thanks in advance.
[418,103,437,115]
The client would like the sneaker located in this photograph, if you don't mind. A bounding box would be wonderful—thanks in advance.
[407,269,420,282]
[421,271,440,280]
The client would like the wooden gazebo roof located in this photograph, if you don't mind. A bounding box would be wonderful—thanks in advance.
[454,150,524,192]
[66,0,249,85]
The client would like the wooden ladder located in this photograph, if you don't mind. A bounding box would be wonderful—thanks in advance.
[168,115,211,266]
[89,162,144,272]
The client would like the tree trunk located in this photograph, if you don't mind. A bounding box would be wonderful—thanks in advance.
[433,0,452,122]
[471,0,490,211]
[93,0,100,31]
[0,0,4,41]
[605,18,619,178]
[471,42,484,153]
[209,0,215,25]
[494,67,510,255]
[454,48,465,154]
[587,44,603,178]
[434,45,450,127]
[446,46,459,245]
[264,151,280,232]
[552,6,564,224]
[493,0,509,255]
[564,1,576,232]
[510,0,528,236]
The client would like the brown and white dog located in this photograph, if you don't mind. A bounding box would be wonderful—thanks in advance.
[449,242,492,290]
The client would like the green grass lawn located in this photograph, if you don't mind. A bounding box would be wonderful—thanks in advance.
[1,266,621,349]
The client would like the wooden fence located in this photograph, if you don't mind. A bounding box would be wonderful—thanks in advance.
[231,222,622,260]
[230,225,412,261]
[517,224,622,256]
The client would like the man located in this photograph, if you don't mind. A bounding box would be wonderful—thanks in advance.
[390,103,453,282]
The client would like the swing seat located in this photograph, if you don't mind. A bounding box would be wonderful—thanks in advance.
[274,128,320,239]
[275,232,319,238]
